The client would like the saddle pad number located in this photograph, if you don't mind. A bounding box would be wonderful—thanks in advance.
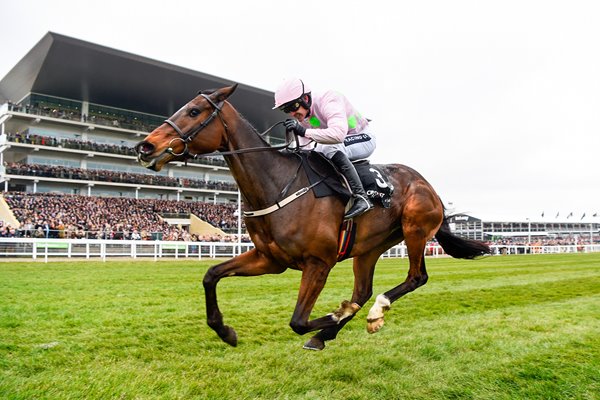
[370,168,389,189]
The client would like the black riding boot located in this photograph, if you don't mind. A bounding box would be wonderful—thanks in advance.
[331,151,374,219]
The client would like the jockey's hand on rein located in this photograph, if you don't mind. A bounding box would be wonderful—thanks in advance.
[284,119,306,137]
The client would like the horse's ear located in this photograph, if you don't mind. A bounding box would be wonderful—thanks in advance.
[211,83,238,103]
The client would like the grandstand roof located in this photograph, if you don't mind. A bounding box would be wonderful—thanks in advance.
[0,32,282,132]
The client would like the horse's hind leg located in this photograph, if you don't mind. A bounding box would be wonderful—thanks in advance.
[203,249,286,346]
[367,232,429,333]
[303,251,380,350]
[366,185,442,333]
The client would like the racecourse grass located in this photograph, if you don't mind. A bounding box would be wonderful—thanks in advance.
[1,253,599,400]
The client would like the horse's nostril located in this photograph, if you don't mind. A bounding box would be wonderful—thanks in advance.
[136,141,155,155]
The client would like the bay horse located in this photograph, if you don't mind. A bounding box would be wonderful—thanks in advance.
[135,84,490,350]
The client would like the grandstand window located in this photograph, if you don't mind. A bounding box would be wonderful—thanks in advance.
[88,103,165,131]
[36,186,76,194]
[15,93,165,133]
[208,173,236,184]
[128,165,166,175]
[24,93,82,111]
[86,161,169,176]
[171,171,236,184]
[27,156,80,168]
[27,127,78,140]
[91,188,137,197]
[22,93,82,121]
[137,192,168,199]
[171,170,208,180]
[92,137,139,147]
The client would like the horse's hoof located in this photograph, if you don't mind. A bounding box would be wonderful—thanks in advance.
[220,325,238,347]
[367,317,384,334]
[303,337,325,351]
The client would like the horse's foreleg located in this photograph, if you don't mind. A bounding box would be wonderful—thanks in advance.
[303,251,380,350]
[203,249,285,346]
[288,258,351,337]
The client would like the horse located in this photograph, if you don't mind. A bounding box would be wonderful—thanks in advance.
[135,84,491,350]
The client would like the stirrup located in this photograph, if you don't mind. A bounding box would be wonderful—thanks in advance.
[344,195,373,219]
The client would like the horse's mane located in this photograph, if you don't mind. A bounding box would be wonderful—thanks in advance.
[237,110,272,147]
[198,88,273,148]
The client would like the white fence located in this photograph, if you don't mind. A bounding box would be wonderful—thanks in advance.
[0,238,254,262]
[380,244,600,258]
[0,238,598,262]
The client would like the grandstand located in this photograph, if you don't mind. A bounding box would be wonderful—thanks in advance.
[0,32,286,238]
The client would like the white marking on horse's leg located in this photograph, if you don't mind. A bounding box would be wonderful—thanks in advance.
[367,294,391,320]
[329,300,361,323]
[366,294,390,334]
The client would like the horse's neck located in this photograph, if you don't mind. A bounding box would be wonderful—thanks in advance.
[223,113,296,208]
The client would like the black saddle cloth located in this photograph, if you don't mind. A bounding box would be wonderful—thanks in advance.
[298,151,394,208]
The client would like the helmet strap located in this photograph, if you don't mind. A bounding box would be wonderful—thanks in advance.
[300,94,312,117]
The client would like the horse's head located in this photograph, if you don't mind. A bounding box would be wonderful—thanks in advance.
[135,84,238,171]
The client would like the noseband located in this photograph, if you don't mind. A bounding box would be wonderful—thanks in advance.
[163,94,226,158]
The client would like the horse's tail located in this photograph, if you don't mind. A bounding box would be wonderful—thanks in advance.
[435,217,491,259]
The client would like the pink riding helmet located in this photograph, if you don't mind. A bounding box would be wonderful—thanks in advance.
[272,78,311,109]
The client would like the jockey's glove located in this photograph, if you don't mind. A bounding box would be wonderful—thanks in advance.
[284,119,306,137]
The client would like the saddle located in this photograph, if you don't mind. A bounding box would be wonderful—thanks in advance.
[298,151,394,208]
[296,151,394,261]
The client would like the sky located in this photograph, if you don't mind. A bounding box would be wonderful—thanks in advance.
[1,0,598,221]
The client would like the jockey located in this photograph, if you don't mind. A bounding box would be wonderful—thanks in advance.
[273,77,375,219]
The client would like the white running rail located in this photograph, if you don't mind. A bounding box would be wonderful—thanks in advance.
[0,238,598,262]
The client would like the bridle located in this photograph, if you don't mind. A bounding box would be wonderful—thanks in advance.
[163,94,227,158]
[148,93,325,217]
[161,94,309,161]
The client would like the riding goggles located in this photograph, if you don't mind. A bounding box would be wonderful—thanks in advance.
[279,101,301,114]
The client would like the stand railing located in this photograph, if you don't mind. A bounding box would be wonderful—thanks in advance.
[0,238,598,262]
[380,244,600,258]
[0,238,253,262]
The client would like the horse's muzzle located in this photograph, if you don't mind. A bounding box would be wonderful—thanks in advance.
[135,141,155,157]
[134,141,161,170]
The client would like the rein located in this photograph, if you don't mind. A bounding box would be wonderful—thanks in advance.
[198,122,295,158]
[163,94,306,160]
[243,152,326,218]
[162,95,317,217]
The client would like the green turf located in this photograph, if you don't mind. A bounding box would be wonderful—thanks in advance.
[1,253,599,399]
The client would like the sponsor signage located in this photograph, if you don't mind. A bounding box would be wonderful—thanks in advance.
[449,214,481,223]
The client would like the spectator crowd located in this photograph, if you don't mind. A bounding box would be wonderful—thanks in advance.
[5,163,237,191]
[7,101,158,133]
[1,192,248,242]
[6,131,227,167]
[493,236,597,246]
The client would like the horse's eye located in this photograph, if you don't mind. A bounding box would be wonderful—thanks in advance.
[189,108,200,118]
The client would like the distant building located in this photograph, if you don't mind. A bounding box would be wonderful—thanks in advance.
[0,32,285,203]
[448,214,599,243]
